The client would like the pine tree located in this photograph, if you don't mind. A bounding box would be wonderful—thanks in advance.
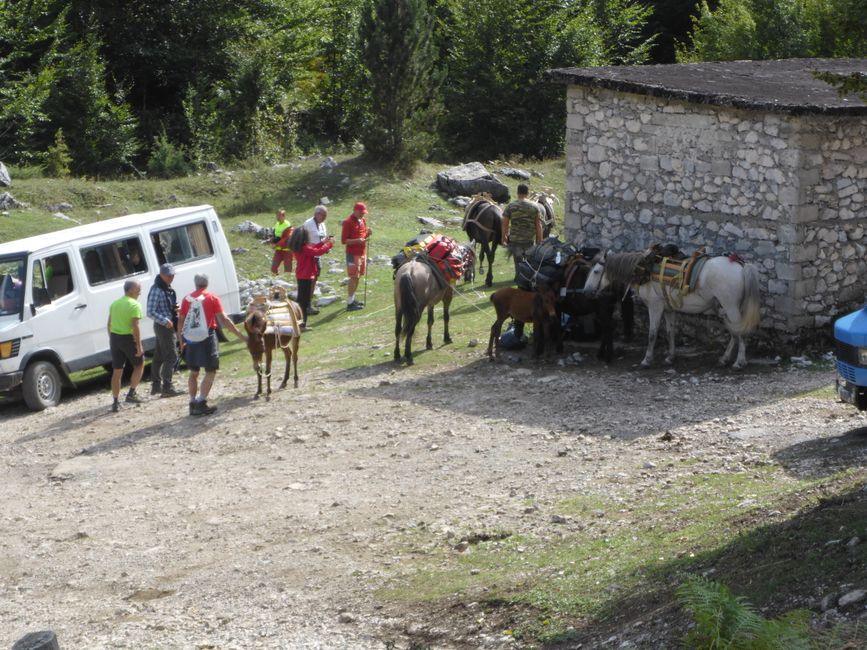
[359,0,443,166]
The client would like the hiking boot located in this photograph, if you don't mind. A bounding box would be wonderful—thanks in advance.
[300,323,312,332]
[150,382,161,396]
[306,306,321,315]
[160,385,184,397]
[125,390,145,404]
[189,400,197,416]
[347,301,363,311]
[193,400,217,416]
[111,399,120,413]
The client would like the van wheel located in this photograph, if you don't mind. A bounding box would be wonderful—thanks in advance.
[23,361,62,411]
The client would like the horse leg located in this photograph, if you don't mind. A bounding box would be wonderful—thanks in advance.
[442,292,452,345]
[280,347,290,389]
[720,334,736,367]
[482,240,494,287]
[620,290,634,341]
[733,335,748,370]
[252,355,263,398]
[394,308,402,363]
[425,305,434,350]
[663,310,677,365]
[265,348,273,398]
[404,314,416,365]
[292,340,300,387]
[641,300,665,368]
[598,299,614,363]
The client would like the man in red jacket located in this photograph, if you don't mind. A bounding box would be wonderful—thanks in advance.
[341,202,371,311]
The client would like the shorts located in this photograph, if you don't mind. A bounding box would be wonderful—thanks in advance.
[184,330,220,372]
[271,249,293,274]
[346,253,367,278]
[110,333,144,369]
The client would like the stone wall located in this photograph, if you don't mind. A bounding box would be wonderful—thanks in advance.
[564,85,867,340]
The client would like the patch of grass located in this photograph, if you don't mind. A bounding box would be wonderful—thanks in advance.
[377,468,867,644]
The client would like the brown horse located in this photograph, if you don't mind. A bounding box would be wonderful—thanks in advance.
[487,286,560,361]
[462,194,502,287]
[243,303,302,397]
[393,256,453,365]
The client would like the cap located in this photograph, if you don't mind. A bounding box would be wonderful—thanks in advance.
[159,263,176,276]
[353,202,368,214]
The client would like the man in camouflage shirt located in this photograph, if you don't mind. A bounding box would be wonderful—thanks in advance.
[501,183,543,280]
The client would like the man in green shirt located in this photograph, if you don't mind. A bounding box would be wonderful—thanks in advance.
[270,208,294,275]
[501,183,544,279]
[107,279,145,412]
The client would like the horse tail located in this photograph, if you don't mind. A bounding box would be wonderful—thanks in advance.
[731,263,761,335]
[399,271,420,336]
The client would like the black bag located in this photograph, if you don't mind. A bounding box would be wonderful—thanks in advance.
[515,237,578,290]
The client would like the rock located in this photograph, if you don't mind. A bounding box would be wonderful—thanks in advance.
[449,196,471,208]
[0,161,10,187]
[847,536,861,548]
[435,162,510,203]
[337,612,356,624]
[454,540,469,552]
[45,202,73,213]
[320,156,339,169]
[52,212,81,224]
[320,196,330,205]
[205,161,220,172]
[467,339,478,348]
[0,191,25,209]
[233,220,271,239]
[417,216,444,229]
[838,589,866,608]
[230,247,248,255]
[11,630,60,650]
[550,514,568,524]
[496,167,531,180]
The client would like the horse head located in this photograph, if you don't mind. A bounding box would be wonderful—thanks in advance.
[243,311,267,364]
[459,243,476,283]
[534,285,559,320]
[584,251,610,293]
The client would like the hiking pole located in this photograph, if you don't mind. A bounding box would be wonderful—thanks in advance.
[363,236,370,306]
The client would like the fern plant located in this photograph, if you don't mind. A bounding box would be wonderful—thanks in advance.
[676,576,812,650]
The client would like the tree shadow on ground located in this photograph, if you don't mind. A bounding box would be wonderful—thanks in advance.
[409,478,867,650]
[772,425,867,479]
[343,355,832,441]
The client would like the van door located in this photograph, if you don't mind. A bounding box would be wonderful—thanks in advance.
[26,250,99,371]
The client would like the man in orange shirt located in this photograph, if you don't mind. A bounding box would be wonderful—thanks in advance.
[341,202,371,311]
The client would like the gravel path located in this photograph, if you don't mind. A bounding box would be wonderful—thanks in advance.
[2,350,864,649]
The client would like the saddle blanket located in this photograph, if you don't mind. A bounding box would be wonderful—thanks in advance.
[393,233,465,283]
[651,254,708,294]
[264,325,296,337]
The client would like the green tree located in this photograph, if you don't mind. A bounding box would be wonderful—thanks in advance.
[677,0,867,62]
[44,128,72,177]
[441,0,653,159]
[358,0,443,166]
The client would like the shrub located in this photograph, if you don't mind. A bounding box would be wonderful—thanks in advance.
[44,129,71,178]
[147,131,193,179]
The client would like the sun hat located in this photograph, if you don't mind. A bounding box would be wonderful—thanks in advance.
[353,202,368,214]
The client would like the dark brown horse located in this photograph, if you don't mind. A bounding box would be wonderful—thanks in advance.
[558,252,633,363]
[487,286,560,361]
[243,304,302,397]
[462,194,502,287]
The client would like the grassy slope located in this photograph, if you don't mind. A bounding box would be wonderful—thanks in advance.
[1,157,564,374]
[2,159,865,647]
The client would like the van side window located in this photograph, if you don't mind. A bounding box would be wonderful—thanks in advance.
[43,253,74,299]
[151,222,213,265]
[30,260,50,308]
[0,258,25,315]
[81,237,147,285]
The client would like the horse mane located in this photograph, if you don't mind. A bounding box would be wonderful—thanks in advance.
[604,252,647,286]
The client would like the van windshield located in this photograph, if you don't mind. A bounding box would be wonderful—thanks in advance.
[0,255,26,318]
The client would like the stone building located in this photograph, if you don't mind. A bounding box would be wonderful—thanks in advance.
[548,58,867,340]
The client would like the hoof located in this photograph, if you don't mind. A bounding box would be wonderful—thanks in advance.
[254,394,261,400]
[663,357,674,366]
[639,361,652,369]
[443,337,453,345]
[732,361,746,370]
[406,357,414,366]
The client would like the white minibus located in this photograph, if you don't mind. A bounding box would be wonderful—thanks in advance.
[0,205,241,410]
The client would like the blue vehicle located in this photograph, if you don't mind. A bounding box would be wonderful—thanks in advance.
[835,306,867,410]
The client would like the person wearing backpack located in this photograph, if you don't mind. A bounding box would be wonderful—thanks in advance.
[177,273,248,416]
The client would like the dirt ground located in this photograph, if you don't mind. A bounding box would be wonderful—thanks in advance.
[2,343,866,649]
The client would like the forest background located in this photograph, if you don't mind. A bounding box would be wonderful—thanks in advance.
[0,0,865,179]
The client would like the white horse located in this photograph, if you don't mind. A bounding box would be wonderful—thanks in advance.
[584,251,761,369]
